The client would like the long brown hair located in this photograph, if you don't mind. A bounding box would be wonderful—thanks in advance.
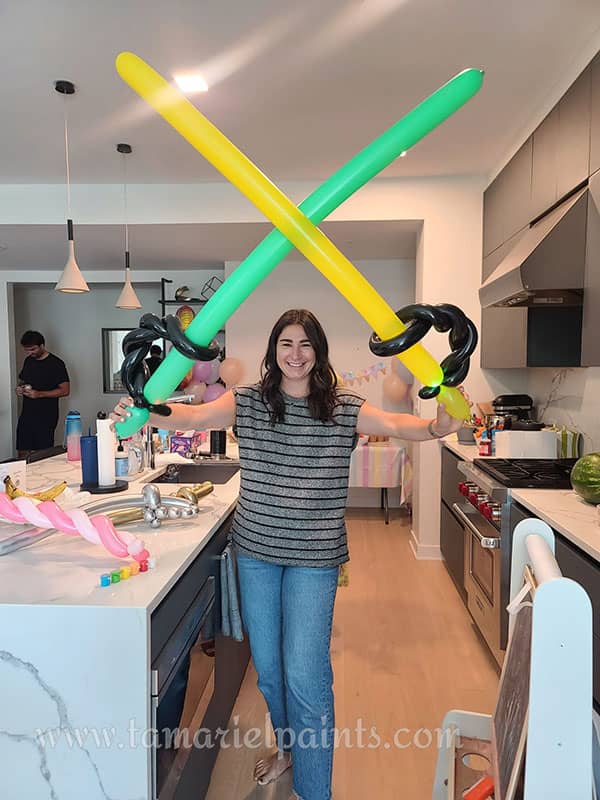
[260,309,338,424]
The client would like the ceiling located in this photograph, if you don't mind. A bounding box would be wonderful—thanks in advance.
[3,0,600,185]
[0,220,419,270]
[2,1,600,270]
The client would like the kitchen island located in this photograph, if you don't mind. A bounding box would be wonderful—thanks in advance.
[0,453,249,800]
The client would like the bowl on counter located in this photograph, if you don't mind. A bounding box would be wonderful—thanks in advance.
[456,426,476,444]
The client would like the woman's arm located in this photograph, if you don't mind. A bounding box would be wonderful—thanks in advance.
[110,389,236,431]
[357,400,464,441]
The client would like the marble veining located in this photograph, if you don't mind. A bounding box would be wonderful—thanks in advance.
[0,649,144,800]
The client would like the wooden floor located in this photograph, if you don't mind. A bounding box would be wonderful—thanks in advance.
[205,509,499,800]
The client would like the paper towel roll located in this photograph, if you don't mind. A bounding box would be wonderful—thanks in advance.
[96,419,116,486]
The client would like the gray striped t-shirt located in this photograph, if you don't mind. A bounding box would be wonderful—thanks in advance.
[231,384,365,567]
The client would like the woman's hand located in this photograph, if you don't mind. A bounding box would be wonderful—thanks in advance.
[110,396,133,425]
[431,387,472,437]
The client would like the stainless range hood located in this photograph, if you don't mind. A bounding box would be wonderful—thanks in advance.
[479,186,588,308]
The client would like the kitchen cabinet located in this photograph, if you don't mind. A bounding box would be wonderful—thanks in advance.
[440,503,466,603]
[483,173,505,257]
[483,139,532,257]
[555,534,600,709]
[591,52,600,177]
[502,137,533,242]
[530,68,591,220]
[557,66,591,199]
[510,501,600,707]
[582,170,600,365]
[531,106,559,220]
[480,307,527,368]
[440,447,467,603]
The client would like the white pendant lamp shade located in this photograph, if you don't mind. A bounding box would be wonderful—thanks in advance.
[116,252,142,309]
[115,143,142,310]
[55,219,89,293]
[54,80,90,294]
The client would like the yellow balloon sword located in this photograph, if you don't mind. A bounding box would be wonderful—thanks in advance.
[116,51,474,420]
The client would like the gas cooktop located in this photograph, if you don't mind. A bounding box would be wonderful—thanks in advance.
[473,458,578,489]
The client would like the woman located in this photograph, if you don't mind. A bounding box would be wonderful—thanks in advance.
[112,309,463,800]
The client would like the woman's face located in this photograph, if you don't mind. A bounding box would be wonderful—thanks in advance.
[275,324,316,383]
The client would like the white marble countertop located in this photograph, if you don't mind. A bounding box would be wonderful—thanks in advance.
[441,440,600,562]
[0,451,239,610]
[441,436,484,463]
[511,487,600,562]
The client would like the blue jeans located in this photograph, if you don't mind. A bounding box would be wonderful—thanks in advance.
[236,552,339,800]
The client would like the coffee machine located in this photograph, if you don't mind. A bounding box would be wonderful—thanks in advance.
[492,394,543,430]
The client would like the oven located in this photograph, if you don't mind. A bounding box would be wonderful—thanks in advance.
[452,501,503,664]
[455,456,578,668]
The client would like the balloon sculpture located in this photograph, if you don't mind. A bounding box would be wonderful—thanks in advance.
[114,54,482,438]
[0,493,150,562]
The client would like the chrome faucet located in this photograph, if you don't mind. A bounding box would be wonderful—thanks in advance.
[144,424,155,470]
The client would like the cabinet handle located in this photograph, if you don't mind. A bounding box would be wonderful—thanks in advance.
[452,503,500,549]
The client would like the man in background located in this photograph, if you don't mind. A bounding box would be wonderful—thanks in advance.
[16,331,70,458]
[145,344,163,376]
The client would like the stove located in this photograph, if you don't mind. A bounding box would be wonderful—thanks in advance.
[473,458,577,489]
[455,456,578,666]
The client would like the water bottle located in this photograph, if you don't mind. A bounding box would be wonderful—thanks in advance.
[65,410,82,462]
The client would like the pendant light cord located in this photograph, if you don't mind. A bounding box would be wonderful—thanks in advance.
[122,153,129,253]
[63,96,71,217]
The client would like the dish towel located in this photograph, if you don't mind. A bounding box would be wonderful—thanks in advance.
[220,543,244,641]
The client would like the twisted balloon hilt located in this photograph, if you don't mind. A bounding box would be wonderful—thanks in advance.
[0,493,150,562]
[120,312,220,415]
[369,303,478,399]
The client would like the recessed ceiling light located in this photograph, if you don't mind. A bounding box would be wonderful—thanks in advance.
[174,73,209,93]
[399,151,407,157]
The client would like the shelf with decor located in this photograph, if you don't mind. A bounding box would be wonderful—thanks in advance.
[157,278,226,362]
[158,276,223,312]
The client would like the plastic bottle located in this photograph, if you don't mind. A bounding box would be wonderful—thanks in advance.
[65,410,82,462]
[115,440,129,478]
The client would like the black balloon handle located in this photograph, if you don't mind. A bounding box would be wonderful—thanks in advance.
[120,313,220,415]
[369,303,478,399]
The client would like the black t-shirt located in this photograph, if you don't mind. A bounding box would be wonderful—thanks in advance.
[145,355,162,375]
[19,353,69,426]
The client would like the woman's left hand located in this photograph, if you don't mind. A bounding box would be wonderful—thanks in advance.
[432,387,472,436]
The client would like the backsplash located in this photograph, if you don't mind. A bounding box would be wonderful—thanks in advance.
[528,367,600,453]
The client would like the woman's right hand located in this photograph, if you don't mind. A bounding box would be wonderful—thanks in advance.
[110,396,134,425]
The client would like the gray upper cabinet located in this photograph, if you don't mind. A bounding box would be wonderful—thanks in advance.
[531,106,559,220]
[581,171,600,366]
[483,138,532,257]
[483,173,504,256]
[502,138,533,242]
[556,66,591,199]
[480,306,527,368]
[591,52,600,176]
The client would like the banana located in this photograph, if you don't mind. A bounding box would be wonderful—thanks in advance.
[3,475,68,502]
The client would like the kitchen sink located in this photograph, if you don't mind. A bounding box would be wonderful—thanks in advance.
[148,462,240,485]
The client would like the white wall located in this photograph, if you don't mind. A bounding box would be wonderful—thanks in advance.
[526,368,600,453]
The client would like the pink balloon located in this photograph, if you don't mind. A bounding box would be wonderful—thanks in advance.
[187,381,207,402]
[191,360,212,383]
[219,357,244,387]
[205,358,221,385]
[382,373,409,403]
[203,383,226,403]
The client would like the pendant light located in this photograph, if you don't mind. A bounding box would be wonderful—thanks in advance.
[54,80,89,293]
[115,143,142,309]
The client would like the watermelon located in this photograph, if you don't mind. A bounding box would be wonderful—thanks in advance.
[570,453,600,504]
